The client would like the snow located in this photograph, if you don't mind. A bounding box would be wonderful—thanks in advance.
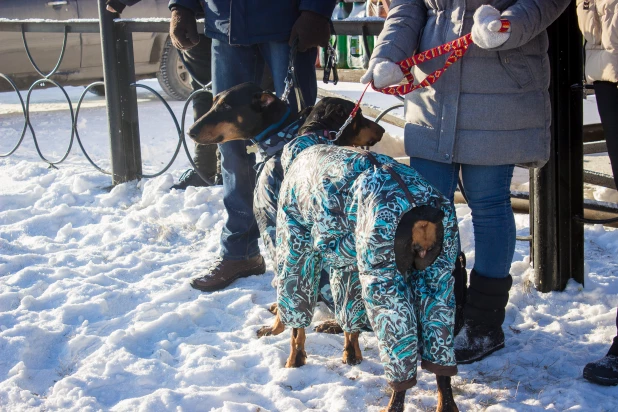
[1,79,618,411]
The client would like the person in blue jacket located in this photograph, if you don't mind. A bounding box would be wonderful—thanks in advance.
[162,0,336,292]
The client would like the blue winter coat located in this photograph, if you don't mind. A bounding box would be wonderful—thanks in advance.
[168,0,336,45]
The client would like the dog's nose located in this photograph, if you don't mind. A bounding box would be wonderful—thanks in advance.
[187,124,199,140]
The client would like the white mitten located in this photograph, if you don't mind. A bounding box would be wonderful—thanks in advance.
[472,5,511,49]
[360,57,404,89]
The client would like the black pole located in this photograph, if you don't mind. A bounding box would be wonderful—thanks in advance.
[533,3,584,292]
[97,0,141,184]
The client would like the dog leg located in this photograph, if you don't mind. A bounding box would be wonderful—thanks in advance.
[268,302,278,315]
[436,375,459,412]
[257,312,286,338]
[380,390,406,412]
[314,319,344,334]
[342,331,363,365]
[285,328,307,368]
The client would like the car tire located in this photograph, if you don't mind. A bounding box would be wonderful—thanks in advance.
[87,84,106,96]
[157,37,193,101]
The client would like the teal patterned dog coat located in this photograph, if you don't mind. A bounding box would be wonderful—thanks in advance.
[276,133,459,390]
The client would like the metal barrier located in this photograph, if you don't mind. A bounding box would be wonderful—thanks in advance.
[0,1,616,292]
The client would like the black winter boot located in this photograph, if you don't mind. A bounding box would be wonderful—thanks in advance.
[583,313,618,386]
[455,271,512,364]
[453,253,467,337]
[583,354,618,386]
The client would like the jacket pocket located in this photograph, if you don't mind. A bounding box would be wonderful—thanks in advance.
[499,49,534,88]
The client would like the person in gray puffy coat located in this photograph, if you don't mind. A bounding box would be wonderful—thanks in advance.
[361,0,570,364]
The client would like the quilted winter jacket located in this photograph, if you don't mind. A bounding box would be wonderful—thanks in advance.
[577,0,618,83]
[276,134,459,388]
[372,0,570,168]
[168,0,336,45]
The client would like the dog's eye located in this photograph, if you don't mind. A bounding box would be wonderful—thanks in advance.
[217,102,231,111]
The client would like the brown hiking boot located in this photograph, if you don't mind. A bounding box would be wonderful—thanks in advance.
[190,255,266,292]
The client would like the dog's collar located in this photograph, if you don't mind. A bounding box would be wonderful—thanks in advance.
[252,116,302,158]
[253,108,291,143]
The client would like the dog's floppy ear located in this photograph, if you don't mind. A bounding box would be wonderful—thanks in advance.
[325,104,347,119]
[252,92,277,111]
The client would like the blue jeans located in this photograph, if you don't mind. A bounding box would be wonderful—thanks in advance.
[211,39,317,259]
[409,158,516,278]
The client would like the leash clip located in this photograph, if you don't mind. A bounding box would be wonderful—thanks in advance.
[323,45,339,85]
[281,66,294,104]
[333,114,354,141]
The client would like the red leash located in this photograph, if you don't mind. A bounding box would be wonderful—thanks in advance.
[372,33,473,96]
[334,20,510,139]
[373,19,510,96]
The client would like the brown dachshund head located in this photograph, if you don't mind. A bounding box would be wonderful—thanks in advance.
[187,82,288,145]
[298,97,384,147]
[411,220,440,262]
[395,206,445,273]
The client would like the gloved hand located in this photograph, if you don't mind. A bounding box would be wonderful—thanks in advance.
[360,57,404,89]
[289,11,330,52]
[170,6,200,50]
[471,5,511,49]
[106,0,126,14]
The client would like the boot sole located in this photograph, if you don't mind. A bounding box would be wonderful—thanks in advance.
[190,263,266,292]
[456,342,505,365]
[583,369,618,386]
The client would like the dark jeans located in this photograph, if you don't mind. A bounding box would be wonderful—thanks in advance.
[211,39,317,259]
[182,35,220,180]
[409,158,516,278]
[595,82,618,356]
[594,81,618,189]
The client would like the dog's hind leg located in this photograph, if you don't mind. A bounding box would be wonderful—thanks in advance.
[380,390,406,412]
[342,331,363,365]
[436,375,459,412]
[268,302,278,315]
[285,328,307,368]
[314,319,343,334]
[257,312,286,338]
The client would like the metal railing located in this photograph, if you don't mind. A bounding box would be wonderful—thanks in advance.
[0,1,616,292]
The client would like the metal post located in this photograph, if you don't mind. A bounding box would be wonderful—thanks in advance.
[97,0,141,184]
[533,3,584,292]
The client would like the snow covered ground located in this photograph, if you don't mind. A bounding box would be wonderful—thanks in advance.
[1,80,618,411]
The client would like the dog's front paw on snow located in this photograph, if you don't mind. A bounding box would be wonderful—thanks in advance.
[285,348,307,368]
[285,328,307,368]
[342,347,363,365]
[314,319,343,334]
[257,311,285,338]
[257,326,275,338]
[342,331,363,365]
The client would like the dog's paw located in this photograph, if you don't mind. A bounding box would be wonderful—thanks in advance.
[257,326,274,338]
[342,350,363,365]
[268,302,278,315]
[380,390,406,412]
[314,320,343,334]
[285,349,307,368]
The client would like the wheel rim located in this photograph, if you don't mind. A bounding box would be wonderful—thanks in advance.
[176,59,192,90]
